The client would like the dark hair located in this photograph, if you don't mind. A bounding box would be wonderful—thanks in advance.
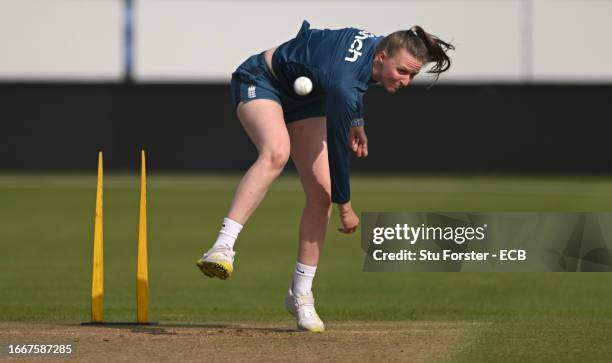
[375,26,454,80]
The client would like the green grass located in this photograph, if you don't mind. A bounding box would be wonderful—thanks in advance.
[454,318,612,362]
[2,173,612,361]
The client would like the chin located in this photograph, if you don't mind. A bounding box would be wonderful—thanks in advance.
[382,83,396,93]
[385,86,398,93]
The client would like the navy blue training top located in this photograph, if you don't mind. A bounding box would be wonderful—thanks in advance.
[272,20,384,204]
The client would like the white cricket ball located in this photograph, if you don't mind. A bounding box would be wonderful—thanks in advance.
[293,76,313,96]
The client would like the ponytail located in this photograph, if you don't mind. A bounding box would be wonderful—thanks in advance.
[410,26,454,76]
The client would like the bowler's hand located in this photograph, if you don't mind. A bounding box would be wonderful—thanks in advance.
[349,126,368,158]
[337,201,359,234]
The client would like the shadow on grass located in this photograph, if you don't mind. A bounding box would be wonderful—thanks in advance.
[77,322,296,334]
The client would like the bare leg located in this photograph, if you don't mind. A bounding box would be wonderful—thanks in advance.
[196,99,289,279]
[276,116,329,333]
[287,117,331,266]
[226,99,290,225]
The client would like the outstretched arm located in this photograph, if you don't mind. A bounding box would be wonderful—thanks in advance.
[339,124,367,233]
[326,85,366,233]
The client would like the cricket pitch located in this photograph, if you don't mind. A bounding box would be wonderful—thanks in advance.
[0,321,479,362]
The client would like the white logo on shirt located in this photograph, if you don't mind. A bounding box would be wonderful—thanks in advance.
[344,30,376,62]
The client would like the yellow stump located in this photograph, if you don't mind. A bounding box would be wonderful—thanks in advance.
[137,150,149,323]
[91,151,104,323]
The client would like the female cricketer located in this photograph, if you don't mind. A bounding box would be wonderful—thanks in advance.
[197,20,454,332]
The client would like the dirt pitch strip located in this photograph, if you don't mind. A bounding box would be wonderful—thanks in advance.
[1,321,480,362]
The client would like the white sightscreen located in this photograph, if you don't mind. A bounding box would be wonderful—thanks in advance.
[0,0,122,80]
[0,0,611,83]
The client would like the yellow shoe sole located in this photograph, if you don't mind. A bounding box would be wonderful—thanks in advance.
[196,259,233,280]
[298,325,325,333]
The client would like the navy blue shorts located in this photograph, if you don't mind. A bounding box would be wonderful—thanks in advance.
[230,52,326,123]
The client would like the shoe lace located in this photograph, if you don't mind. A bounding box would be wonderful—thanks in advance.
[295,292,317,318]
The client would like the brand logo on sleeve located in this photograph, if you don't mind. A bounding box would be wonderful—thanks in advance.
[345,30,376,63]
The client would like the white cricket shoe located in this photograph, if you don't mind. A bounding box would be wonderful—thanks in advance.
[196,247,235,280]
[284,288,325,332]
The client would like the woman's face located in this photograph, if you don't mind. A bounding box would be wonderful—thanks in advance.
[372,48,423,93]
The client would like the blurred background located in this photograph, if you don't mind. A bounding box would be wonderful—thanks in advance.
[0,0,611,171]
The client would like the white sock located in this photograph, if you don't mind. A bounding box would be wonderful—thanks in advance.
[211,218,243,250]
[292,262,317,294]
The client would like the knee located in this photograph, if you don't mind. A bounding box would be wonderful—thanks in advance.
[306,188,332,210]
[259,147,290,170]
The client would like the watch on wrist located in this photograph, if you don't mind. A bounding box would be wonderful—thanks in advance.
[350,118,365,128]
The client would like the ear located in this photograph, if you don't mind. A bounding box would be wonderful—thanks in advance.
[375,50,386,62]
